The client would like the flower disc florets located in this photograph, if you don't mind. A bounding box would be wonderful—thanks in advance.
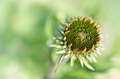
[50,16,103,72]
[63,17,100,53]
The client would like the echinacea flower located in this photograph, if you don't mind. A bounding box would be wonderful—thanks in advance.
[50,16,103,72]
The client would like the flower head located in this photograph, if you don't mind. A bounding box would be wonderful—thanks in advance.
[50,16,103,72]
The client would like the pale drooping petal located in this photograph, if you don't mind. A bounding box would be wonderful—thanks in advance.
[84,61,95,71]
[70,55,76,67]
[56,50,66,54]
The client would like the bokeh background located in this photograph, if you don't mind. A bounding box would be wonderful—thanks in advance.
[0,0,120,79]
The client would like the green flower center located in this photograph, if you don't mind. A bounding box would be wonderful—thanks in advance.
[63,17,100,52]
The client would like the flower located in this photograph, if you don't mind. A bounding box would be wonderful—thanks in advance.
[50,16,103,72]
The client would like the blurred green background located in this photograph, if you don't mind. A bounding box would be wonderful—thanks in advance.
[0,0,120,79]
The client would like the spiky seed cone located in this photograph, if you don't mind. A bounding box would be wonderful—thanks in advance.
[50,16,103,72]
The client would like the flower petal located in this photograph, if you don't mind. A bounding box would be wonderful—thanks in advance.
[70,55,76,67]
[91,54,97,63]
[49,44,61,48]
[64,54,71,58]
[79,54,84,67]
[56,50,66,54]
[93,52,98,57]
[54,54,64,72]
[84,61,95,71]
[86,55,92,62]
[79,58,84,67]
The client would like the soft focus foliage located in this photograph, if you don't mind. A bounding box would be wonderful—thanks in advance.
[0,0,120,79]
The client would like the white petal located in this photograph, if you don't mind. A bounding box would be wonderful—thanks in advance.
[58,37,62,39]
[84,61,95,71]
[70,55,76,67]
[49,44,56,47]
[99,43,103,46]
[64,54,71,58]
[81,54,85,61]
[50,44,63,48]
[86,55,92,62]
[93,52,98,57]
[79,58,84,67]
[56,50,66,54]
[96,48,102,55]
[59,42,63,44]
[79,54,84,67]
[96,49,102,55]
[91,55,97,63]
[92,57,97,63]
[62,46,66,48]
[57,46,62,48]
[61,31,64,34]
[54,54,64,72]
[49,44,58,47]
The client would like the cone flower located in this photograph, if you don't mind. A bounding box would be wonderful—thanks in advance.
[50,16,103,72]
